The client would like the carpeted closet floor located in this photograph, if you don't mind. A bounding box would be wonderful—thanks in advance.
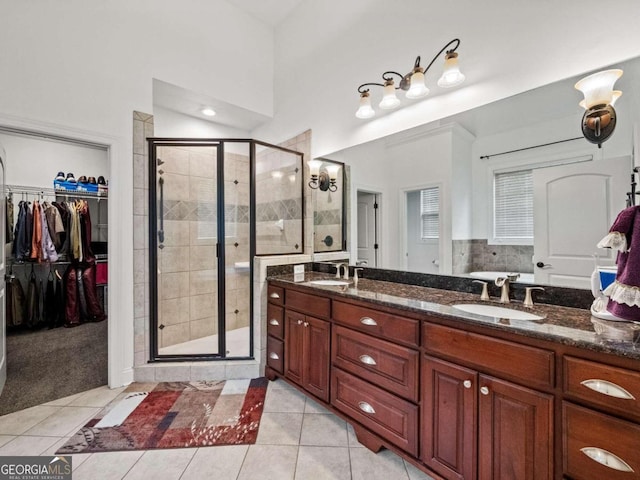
[0,320,108,416]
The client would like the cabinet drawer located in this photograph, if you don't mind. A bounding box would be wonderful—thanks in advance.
[332,326,419,402]
[286,290,330,318]
[331,368,418,456]
[267,336,284,374]
[564,356,640,422]
[333,301,419,347]
[424,323,555,389]
[563,402,640,480]
[267,304,284,339]
[267,284,284,305]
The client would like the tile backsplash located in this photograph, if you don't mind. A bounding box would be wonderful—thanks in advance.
[453,239,534,275]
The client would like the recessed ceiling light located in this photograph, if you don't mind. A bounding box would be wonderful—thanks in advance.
[201,107,216,117]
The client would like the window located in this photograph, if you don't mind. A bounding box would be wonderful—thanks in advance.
[493,169,533,242]
[420,187,439,239]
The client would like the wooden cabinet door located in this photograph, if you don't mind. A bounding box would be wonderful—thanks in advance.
[303,316,330,402]
[422,356,477,480]
[284,310,305,386]
[478,375,553,480]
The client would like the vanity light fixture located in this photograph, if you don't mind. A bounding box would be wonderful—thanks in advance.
[308,160,340,192]
[201,107,216,117]
[575,69,623,147]
[355,38,465,119]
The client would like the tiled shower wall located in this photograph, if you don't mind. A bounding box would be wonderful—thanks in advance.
[133,111,152,367]
[254,145,304,255]
[452,239,534,275]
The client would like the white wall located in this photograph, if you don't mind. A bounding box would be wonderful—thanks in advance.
[153,107,251,139]
[0,1,274,387]
[256,0,640,158]
[0,133,108,189]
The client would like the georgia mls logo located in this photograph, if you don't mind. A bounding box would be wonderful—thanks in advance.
[0,456,72,480]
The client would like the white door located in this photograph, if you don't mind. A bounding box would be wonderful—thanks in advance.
[406,189,439,273]
[533,156,630,288]
[0,145,6,394]
[357,192,378,267]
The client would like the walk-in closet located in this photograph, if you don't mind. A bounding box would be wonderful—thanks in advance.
[0,129,109,414]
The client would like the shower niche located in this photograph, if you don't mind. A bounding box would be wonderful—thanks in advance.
[148,139,303,361]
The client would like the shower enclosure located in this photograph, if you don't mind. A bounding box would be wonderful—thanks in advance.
[148,139,303,361]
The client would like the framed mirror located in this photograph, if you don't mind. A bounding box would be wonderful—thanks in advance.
[328,55,640,289]
[311,158,347,252]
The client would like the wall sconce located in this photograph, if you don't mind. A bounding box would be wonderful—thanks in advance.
[575,69,623,147]
[356,38,465,119]
[308,160,340,192]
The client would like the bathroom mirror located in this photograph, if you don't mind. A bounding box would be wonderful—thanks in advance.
[329,54,640,289]
[312,158,347,252]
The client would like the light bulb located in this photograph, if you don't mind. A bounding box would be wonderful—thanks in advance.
[379,80,400,109]
[575,69,623,109]
[307,160,322,177]
[437,52,465,88]
[325,164,341,181]
[356,92,375,119]
[406,69,429,99]
[201,107,216,116]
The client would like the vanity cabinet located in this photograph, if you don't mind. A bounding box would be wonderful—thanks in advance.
[284,310,330,402]
[422,356,553,480]
[562,355,640,479]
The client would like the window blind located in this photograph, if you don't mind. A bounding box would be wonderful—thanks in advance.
[494,170,533,239]
[420,187,439,239]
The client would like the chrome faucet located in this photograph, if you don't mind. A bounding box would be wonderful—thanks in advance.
[494,277,511,303]
[472,280,490,301]
[523,286,545,307]
[354,268,364,286]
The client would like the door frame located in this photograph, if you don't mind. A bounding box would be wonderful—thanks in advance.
[0,112,128,388]
[400,182,443,272]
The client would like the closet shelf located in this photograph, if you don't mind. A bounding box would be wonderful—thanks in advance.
[5,184,108,200]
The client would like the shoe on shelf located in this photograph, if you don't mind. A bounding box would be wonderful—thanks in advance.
[78,175,88,183]
[66,173,77,183]
[88,177,97,184]
[55,171,65,182]
[97,176,106,185]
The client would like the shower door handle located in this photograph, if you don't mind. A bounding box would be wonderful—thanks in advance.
[158,176,165,244]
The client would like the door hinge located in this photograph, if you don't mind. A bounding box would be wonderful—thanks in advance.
[374,202,379,209]
[216,243,220,258]
[374,243,379,250]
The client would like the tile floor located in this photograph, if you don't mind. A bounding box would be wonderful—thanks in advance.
[0,378,434,480]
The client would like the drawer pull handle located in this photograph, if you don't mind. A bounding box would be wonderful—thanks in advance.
[360,317,378,326]
[463,380,472,389]
[303,321,309,327]
[297,319,303,325]
[268,352,280,360]
[359,355,377,366]
[269,292,280,299]
[480,386,489,395]
[269,319,280,326]
[580,447,634,473]
[358,401,376,414]
[581,379,636,400]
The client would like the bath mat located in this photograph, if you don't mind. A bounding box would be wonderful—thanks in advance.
[56,377,268,454]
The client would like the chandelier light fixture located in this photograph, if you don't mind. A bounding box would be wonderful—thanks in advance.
[575,69,623,147]
[355,38,465,119]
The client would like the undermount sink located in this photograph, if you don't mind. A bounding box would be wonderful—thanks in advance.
[452,304,544,321]
[308,279,350,286]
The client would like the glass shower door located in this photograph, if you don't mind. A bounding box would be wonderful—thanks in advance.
[154,143,219,356]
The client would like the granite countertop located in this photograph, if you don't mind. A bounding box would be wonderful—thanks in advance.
[269,272,640,361]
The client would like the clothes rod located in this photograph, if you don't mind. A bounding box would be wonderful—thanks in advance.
[479,137,583,160]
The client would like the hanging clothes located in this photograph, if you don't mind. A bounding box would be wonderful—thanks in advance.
[44,202,64,251]
[13,201,31,261]
[5,195,14,244]
[52,202,70,258]
[44,270,56,329]
[39,203,58,263]
[25,268,40,329]
[30,201,43,261]
[5,267,25,328]
[54,269,65,328]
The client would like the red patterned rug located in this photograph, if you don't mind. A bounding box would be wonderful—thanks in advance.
[57,378,268,453]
